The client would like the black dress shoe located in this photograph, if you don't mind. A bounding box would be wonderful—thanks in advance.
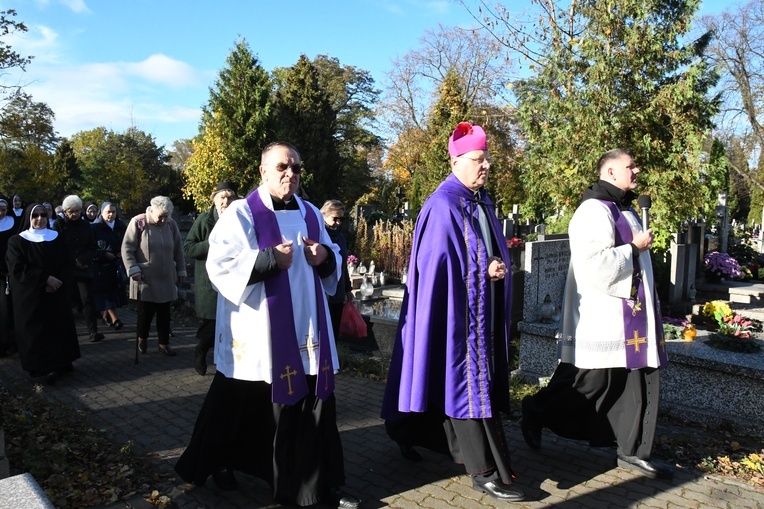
[521,396,542,450]
[395,440,422,462]
[44,371,60,385]
[112,319,124,331]
[138,338,147,354]
[324,487,360,509]
[194,348,207,376]
[473,480,525,502]
[158,344,177,356]
[211,467,238,491]
[617,451,674,480]
[89,332,105,342]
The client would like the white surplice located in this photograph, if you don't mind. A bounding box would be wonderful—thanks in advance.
[206,186,341,383]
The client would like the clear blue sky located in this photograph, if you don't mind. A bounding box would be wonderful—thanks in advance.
[3,0,733,149]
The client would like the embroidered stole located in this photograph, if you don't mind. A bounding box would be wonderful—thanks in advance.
[247,191,334,404]
[600,201,667,368]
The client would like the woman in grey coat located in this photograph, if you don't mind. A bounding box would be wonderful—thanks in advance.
[121,196,186,356]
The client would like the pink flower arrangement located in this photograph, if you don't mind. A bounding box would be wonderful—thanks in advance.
[719,314,754,338]
[347,254,359,265]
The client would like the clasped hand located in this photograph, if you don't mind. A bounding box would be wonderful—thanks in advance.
[488,256,508,281]
[273,237,328,270]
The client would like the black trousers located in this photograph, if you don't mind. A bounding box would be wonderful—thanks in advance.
[525,363,660,460]
[385,410,516,484]
[136,300,171,345]
[71,279,99,334]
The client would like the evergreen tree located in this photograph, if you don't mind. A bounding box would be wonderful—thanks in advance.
[52,139,81,200]
[409,69,471,211]
[508,0,720,249]
[184,40,271,208]
[270,55,340,205]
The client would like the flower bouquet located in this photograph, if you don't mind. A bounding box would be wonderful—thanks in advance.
[705,312,763,353]
[347,254,359,275]
[507,237,525,250]
[704,251,744,281]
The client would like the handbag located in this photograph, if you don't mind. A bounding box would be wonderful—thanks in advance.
[339,301,368,339]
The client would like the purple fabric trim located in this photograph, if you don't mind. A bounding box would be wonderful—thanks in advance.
[303,205,334,400]
[601,201,648,369]
[381,174,511,420]
[246,191,333,404]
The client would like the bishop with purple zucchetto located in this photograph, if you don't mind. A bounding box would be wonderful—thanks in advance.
[381,122,526,502]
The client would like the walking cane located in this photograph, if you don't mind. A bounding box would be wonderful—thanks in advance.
[134,280,141,365]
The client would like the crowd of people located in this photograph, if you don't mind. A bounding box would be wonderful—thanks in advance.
[0,192,186,382]
[0,121,673,507]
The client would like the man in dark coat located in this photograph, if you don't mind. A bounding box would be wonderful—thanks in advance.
[184,181,239,375]
[53,195,103,342]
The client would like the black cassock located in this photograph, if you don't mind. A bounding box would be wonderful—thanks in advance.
[6,232,80,375]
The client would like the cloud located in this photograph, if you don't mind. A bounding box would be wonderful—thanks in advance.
[59,0,91,14]
[126,54,204,89]
[17,54,206,145]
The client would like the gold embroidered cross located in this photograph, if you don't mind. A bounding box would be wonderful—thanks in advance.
[280,365,297,395]
[322,359,332,391]
[627,330,647,353]
[300,333,318,363]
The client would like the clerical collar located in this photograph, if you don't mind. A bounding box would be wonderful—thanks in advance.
[271,194,299,211]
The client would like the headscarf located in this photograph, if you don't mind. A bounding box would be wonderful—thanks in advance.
[0,195,13,233]
[19,203,58,242]
[99,201,116,229]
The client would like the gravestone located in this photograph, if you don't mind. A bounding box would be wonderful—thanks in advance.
[516,238,570,383]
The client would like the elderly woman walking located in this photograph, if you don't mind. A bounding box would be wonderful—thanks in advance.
[121,196,186,356]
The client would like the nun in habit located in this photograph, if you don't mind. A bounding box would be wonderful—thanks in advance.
[6,203,80,384]
[0,196,16,357]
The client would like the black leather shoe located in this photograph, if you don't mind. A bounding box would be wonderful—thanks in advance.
[325,487,360,509]
[617,451,674,480]
[158,344,177,356]
[194,348,207,376]
[44,371,60,385]
[112,319,124,331]
[395,440,422,462]
[521,396,542,450]
[89,332,105,342]
[138,338,147,354]
[211,467,238,491]
[473,480,525,502]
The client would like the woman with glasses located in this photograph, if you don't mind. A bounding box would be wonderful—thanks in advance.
[320,200,353,340]
[122,196,186,356]
[6,203,80,384]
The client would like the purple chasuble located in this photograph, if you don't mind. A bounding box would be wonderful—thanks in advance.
[381,174,512,420]
[247,190,334,405]
[599,201,667,369]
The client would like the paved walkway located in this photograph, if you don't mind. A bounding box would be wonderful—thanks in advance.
[1,308,762,509]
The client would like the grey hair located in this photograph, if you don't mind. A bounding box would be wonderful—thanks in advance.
[62,195,83,211]
[149,196,174,215]
[320,200,345,215]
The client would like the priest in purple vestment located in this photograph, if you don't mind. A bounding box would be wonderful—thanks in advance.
[175,142,360,509]
[520,148,673,480]
[381,122,525,503]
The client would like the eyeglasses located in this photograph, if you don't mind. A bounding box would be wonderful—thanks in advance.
[458,155,492,165]
[273,162,304,174]
[32,212,47,219]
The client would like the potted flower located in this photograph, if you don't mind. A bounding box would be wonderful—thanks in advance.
[706,313,762,353]
[703,251,744,282]
[347,254,359,275]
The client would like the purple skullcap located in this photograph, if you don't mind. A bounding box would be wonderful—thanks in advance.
[448,122,487,157]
